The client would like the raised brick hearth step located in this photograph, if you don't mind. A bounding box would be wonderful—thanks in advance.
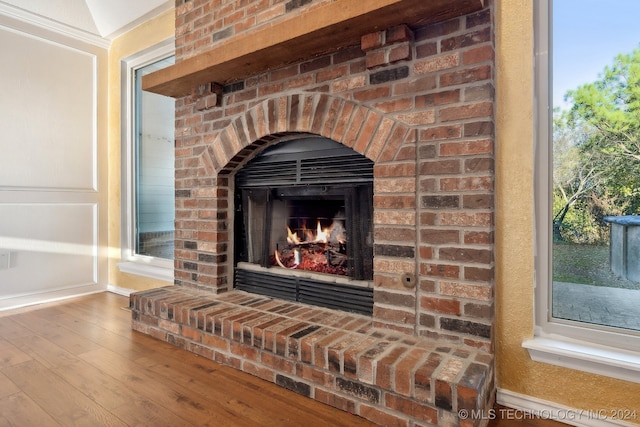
[131,286,494,426]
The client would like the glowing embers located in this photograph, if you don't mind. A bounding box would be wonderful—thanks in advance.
[272,218,349,276]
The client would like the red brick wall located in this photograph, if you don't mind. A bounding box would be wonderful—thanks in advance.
[172,0,494,351]
[174,0,335,61]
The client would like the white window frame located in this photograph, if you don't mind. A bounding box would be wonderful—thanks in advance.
[117,40,175,282]
[524,0,640,383]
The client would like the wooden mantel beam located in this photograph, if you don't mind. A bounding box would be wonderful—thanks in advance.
[142,0,485,98]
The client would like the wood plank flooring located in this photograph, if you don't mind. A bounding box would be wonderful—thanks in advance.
[0,292,567,427]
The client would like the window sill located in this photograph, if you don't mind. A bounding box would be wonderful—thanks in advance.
[117,261,173,283]
[523,337,640,383]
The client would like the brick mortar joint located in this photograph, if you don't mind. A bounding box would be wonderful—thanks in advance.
[165,310,490,394]
[131,290,495,365]
[130,293,495,420]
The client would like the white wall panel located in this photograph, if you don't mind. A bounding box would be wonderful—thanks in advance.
[0,9,108,310]
[0,25,96,191]
[0,203,97,299]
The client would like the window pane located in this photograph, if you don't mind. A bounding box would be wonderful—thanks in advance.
[134,57,175,259]
[552,0,640,332]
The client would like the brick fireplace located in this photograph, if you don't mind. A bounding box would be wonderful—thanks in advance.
[131,0,496,425]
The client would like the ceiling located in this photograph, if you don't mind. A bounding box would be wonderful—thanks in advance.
[0,0,171,39]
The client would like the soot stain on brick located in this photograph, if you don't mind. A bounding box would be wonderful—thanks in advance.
[336,377,380,403]
[370,66,409,85]
[374,244,415,258]
[275,375,311,397]
[440,318,491,338]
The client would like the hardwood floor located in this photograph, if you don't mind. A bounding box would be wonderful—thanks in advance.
[0,292,568,427]
[0,292,376,426]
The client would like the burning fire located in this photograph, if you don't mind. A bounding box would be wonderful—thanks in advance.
[286,221,334,245]
[273,219,348,275]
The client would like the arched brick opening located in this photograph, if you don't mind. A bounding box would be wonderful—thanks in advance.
[197,93,411,176]
[180,92,418,332]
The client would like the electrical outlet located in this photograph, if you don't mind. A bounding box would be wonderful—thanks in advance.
[0,250,9,270]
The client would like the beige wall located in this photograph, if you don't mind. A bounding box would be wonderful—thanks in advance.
[495,0,640,417]
[107,9,175,292]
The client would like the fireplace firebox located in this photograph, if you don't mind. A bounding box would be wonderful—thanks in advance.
[234,136,374,315]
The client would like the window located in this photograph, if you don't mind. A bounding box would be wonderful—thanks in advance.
[119,41,175,281]
[526,0,640,382]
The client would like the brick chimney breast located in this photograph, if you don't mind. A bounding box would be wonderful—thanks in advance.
[134,1,496,425]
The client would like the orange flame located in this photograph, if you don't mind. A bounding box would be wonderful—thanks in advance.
[287,221,333,245]
[315,221,329,243]
[287,227,301,245]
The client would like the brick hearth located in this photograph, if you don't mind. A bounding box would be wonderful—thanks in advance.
[131,286,493,426]
[132,0,496,425]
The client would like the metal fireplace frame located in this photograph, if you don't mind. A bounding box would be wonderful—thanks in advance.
[233,136,375,315]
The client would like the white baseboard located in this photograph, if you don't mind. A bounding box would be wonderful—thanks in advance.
[106,284,134,297]
[0,284,104,313]
[497,389,638,427]
[0,284,135,314]
[116,261,173,282]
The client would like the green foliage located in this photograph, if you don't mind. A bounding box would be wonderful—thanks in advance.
[553,48,640,243]
[552,192,608,244]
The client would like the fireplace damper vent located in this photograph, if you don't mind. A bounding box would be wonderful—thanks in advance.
[235,138,374,187]
[234,137,374,314]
